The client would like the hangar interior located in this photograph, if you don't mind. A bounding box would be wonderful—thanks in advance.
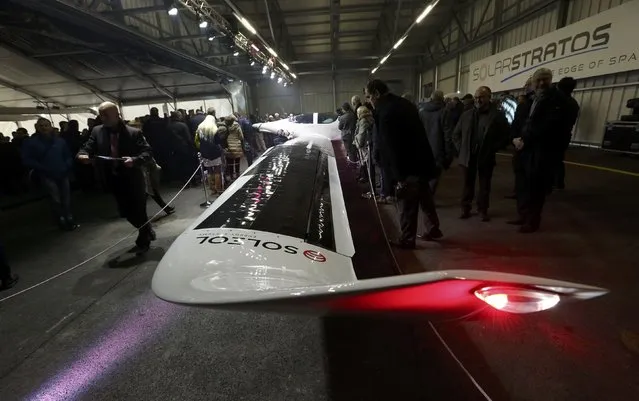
[0,0,636,145]
[1,1,638,401]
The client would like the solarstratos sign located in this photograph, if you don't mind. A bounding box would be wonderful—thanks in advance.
[469,0,639,92]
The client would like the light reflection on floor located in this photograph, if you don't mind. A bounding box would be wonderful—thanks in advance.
[27,294,179,401]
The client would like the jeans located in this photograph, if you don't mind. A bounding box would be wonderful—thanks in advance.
[41,176,73,222]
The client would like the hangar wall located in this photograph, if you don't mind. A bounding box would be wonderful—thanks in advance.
[421,0,638,145]
[251,68,416,117]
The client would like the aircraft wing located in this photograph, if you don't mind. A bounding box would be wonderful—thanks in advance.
[152,135,607,315]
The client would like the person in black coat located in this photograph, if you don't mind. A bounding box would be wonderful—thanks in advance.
[77,102,155,254]
[511,68,570,233]
[505,78,535,200]
[167,111,197,183]
[365,79,443,249]
[418,90,451,194]
[453,86,510,221]
[554,77,580,189]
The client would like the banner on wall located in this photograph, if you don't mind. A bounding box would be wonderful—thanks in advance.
[468,0,639,93]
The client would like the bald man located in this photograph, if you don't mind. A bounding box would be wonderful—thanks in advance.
[77,102,155,254]
[453,86,509,222]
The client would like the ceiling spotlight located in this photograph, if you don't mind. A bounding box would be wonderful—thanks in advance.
[250,61,256,66]
[266,47,278,58]
[168,6,178,16]
[283,82,287,87]
[281,62,290,71]
[416,1,439,24]
[199,20,208,29]
[380,55,389,64]
[372,67,379,74]
[233,51,240,56]
[208,35,216,41]
[270,72,275,79]
[262,66,268,75]
[393,36,406,50]
[277,77,282,83]
[291,73,297,79]
[239,17,257,35]
[251,43,260,52]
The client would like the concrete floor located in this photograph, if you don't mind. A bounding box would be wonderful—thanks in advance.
[0,147,637,401]
[380,148,639,401]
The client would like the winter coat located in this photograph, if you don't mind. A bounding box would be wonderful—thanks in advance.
[195,115,223,161]
[21,133,73,180]
[418,100,451,168]
[373,93,438,182]
[219,119,244,159]
[519,87,571,181]
[338,110,357,141]
[355,115,374,149]
[452,102,510,168]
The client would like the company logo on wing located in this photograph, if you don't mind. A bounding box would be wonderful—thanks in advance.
[303,250,326,263]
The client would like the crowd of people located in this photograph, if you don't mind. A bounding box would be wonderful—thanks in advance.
[338,67,579,249]
[0,67,581,290]
[0,103,279,291]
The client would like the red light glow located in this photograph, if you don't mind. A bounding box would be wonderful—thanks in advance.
[483,293,509,310]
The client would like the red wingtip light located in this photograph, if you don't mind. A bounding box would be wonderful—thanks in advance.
[474,286,560,314]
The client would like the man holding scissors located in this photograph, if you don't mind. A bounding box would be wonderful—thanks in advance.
[77,102,155,254]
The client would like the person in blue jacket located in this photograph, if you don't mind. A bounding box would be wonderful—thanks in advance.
[22,117,78,231]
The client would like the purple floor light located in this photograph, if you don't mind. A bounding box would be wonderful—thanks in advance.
[28,294,178,401]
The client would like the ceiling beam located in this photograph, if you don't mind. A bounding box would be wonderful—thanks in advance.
[297,66,411,76]
[291,30,375,41]
[112,56,176,101]
[329,0,340,76]
[0,77,70,107]
[282,4,384,17]
[0,42,119,103]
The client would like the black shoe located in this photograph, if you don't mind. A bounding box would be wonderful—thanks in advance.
[519,225,539,234]
[389,240,416,250]
[479,213,491,222]
[128,244,150,255]
[0,274,19,291]
[459,210,471,219]
[164,206,176,215]
[507,219,524,225]
[418,227,443,241]
[65,218,79,231]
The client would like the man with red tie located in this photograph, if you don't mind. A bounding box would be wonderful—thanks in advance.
[77,102,155,254]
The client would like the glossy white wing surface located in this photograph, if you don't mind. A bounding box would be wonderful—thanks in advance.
[152,135,607,314]
[252,113,341,141]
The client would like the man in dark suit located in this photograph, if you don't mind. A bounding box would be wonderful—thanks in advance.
[511,68,569,233]
[453,86,510,222]
[77,102,155,254]
[365,79,442,249]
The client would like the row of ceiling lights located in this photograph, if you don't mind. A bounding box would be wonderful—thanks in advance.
[372,0,440,74]
[167,2,296,84]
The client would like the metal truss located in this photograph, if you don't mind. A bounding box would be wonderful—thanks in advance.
[419,0,560,69]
